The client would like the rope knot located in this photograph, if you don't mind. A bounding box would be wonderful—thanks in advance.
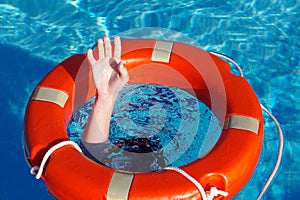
[206,186,228,200]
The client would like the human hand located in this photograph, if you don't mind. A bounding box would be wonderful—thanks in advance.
[87,36,129,99]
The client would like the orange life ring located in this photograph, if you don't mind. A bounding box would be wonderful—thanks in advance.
[24,39,263,199]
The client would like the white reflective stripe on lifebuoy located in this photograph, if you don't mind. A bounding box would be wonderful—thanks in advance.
[107,171,134,200]
[151,40,174,63]
[224,115,260,134]
[31,87,69,108]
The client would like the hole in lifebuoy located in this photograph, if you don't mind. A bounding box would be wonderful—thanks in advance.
[67,83,222,173]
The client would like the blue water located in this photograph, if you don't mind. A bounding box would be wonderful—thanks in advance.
[67,84,221,172]
[0,0,299,199]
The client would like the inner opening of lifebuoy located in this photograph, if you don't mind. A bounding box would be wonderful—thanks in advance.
[68,46,226,172]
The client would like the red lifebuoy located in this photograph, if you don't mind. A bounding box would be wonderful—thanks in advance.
[24,39,263,199]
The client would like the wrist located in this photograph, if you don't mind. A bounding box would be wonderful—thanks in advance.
[96,92,119,102]
[94,94,117,112]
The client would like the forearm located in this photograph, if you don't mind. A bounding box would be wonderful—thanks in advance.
[82,95,116,143]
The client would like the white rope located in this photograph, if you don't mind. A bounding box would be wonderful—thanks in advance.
[211,52,284,199]
[209,52,244,77]
[30,141,82,180]
[164,166,228,200]
[257,104,284,200]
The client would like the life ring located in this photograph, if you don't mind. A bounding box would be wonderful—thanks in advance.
[24,39,263,199]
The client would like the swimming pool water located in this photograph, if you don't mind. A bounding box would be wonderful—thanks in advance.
[0,0,299,199]
[67,84,221,172]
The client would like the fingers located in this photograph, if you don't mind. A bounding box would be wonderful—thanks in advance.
[114,36,121,62]
[89,36,122,66]
[104,36,112,58]
[97,38,104,59]
[87,49,96,66]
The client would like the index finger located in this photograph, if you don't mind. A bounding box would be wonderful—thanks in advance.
[114,36,121,62]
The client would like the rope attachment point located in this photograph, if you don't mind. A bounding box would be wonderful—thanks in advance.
[164,166,228,200]
[30,141,82,180]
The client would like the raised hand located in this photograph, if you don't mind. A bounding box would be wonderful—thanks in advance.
[87,36,129,98]
[82,36,129,143]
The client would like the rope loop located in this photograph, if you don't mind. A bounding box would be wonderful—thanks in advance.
[30,141,82,180]
[209,52,244,77]
[210,52,284,199]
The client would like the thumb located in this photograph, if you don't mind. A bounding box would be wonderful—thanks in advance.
[118,62,128,78]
